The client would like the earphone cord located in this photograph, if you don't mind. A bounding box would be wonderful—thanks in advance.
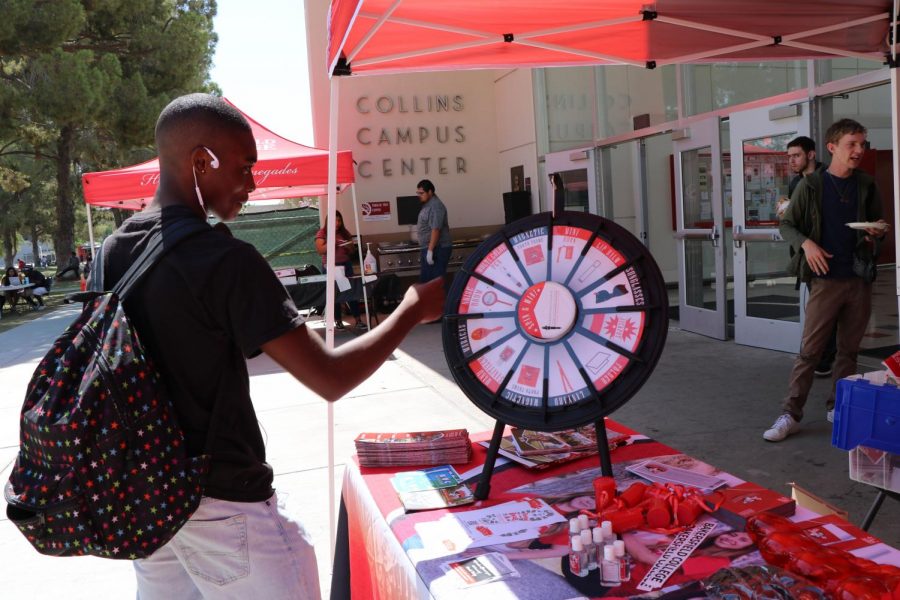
[192,167,207,212]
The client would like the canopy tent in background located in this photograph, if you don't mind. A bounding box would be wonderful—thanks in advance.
[320,0,899,558]
[79,97,358,283]
[81,97,355,211]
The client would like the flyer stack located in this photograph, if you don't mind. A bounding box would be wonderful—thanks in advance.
[355,428,472,467]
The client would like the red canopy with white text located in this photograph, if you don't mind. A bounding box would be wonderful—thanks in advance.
[81,98,355,210]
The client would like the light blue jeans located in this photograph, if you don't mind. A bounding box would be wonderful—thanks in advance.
[134,493,320,599]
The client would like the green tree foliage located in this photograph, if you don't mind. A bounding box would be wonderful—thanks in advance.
[0,0,218,267]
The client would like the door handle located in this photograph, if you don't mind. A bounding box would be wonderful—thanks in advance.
[709,226,720,248]
[733,232,783,242]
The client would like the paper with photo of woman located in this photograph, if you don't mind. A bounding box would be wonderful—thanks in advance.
[626,459,728,492]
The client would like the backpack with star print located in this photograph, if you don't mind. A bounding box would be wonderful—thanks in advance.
[4,218,212,559]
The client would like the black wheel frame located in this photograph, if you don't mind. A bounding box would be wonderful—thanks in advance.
[442,211,668,431]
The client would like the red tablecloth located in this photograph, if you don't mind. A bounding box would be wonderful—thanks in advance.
[341,420,900,599]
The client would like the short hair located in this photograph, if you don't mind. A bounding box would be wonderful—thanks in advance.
[787,136,815,154]
[417,179,435,193]
[155,93,251,152]
[825,118,866,145]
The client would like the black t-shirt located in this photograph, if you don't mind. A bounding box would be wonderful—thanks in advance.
[103,204,305,501]
[819,172,858,280]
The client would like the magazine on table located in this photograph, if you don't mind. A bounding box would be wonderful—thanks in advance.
[391,465,463,493]
[481,427,629,470]
[626,458,728,492]
[355,429,472,467]
[355,428,470,448]
[509,426,608,456]
[398,484,476,512]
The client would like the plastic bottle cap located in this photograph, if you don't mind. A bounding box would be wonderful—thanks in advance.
[601,520,613,536]
[577,514,590,530]
[613,540,626,556]
[572,536,584,551]
[592,527,604,543]
[580,529,592,544]
[569,518,581,534]
[604,545,616,561]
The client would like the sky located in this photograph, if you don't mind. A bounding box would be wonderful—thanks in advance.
[210,0,315,146]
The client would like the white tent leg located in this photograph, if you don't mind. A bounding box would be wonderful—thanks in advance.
[350,184,372,330]
[326,76,340,564]
[892,65,900,323]
[86,204,96,264]
[892,3,900,323]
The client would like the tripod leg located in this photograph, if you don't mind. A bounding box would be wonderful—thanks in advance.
[595,420,613,478]
[475,421,506,500]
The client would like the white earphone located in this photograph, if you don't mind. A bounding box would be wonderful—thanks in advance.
[205,146,219,169]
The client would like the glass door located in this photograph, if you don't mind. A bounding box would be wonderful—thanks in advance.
[544,147,598,214]
[673,118,727,340]
[729,103,809,352]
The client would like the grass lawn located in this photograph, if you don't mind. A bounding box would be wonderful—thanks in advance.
[0,278,83,335]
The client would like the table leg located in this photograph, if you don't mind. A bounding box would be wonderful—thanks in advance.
[861,488,900,531]
[330,498,351,600]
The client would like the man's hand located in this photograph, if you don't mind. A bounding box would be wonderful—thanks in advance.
[400,277,445,323]
[801,239,832,276]
[864,219,890,239]
[426,249,434,265]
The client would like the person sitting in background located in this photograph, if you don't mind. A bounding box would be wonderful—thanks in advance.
[315,210,363,329]
[23,267,49,308]
[2,266,38,310]
[56,251,80,280]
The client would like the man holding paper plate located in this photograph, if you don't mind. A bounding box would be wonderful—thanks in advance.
[764,118,889,442]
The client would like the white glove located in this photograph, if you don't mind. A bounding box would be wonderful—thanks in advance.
[426,250,434,265]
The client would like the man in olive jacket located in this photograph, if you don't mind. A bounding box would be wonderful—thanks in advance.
[764,118,889,442]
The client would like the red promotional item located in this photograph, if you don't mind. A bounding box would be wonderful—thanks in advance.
[831,576,893,599]
[675,497,705,525]
[592,476,617,510]
[746,512,803,544]
[618,481,647,507]
[644,497,672,529]
[604,507,645,533]
[711,482,796,531]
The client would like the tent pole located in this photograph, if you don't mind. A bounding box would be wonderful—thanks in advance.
[326,76,340,564]
[350,184,372,330]
[86,203,96,263]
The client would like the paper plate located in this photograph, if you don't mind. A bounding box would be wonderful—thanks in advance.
[846,222,888,230]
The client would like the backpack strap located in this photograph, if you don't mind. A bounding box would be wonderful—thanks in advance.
[113,217,211,300]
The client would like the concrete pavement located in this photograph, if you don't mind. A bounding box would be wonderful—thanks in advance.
[1,308,898,599]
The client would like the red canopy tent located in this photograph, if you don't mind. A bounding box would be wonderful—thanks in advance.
[327,0,891,75]
[81,97,356,211]
[318,0,899,555]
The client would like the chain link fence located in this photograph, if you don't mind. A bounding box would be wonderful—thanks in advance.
[221,207,322,270]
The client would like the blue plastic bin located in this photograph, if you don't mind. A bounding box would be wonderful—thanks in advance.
[832,377,900,453]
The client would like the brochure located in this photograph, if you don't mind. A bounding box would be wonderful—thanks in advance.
[391,465,463,493]
[440,552,519,588]
[510,426,607,456]
[398,484,475,512]
[627,459,728,492]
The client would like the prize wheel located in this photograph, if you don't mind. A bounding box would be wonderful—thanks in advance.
[442,211,668,431]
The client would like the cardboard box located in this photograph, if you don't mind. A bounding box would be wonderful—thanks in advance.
[788,482,849,520]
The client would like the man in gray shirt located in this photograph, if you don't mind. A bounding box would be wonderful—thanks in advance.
[416,179,452,286]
